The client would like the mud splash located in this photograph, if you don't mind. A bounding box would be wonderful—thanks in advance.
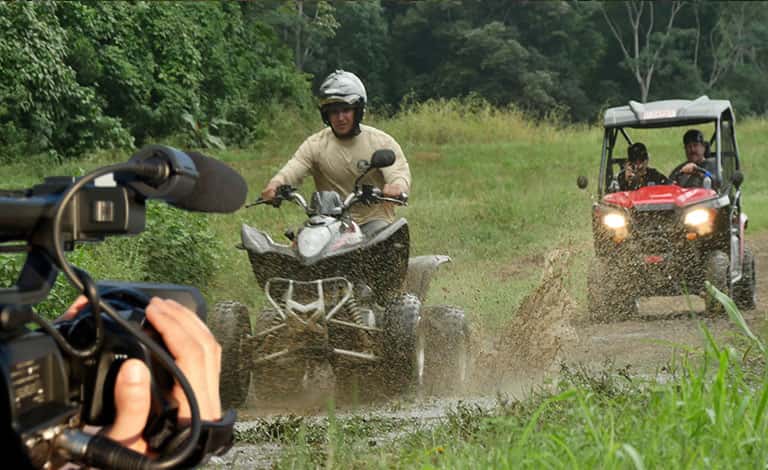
[473,248,578,391]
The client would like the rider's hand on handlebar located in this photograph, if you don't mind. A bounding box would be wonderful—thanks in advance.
[382,183,407,200]
[260,181,281,201]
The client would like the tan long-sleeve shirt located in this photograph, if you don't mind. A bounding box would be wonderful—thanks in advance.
[270,124,411,224]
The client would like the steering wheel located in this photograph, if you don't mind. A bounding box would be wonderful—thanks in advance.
[674,165,712,189]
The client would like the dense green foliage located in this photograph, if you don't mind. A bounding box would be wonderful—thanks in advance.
[3,1,768,160]
[0,1,310,161]
[0,202,223,318]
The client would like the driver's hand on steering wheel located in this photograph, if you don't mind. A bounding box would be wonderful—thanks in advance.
[680,162,698,174]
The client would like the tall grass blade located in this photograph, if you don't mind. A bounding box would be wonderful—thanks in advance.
[619,443,646,470]
[705,281,765,354]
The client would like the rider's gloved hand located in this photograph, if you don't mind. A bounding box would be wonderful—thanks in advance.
[61,297,223,455]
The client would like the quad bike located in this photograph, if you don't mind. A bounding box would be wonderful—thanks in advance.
[209,150,470,407]
[577,96,756,321]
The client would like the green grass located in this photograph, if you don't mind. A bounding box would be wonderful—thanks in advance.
[272,315,768,469]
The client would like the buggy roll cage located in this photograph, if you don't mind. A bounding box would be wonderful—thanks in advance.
[597,96,742,198]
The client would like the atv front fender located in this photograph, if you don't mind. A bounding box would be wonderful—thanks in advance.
[405,255,452,303]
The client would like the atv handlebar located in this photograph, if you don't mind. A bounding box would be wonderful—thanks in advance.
[246,185,307,209]
[343,185,408,208]
[247,184,406,214]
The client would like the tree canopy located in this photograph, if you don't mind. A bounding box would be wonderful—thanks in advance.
[1,1,767,160]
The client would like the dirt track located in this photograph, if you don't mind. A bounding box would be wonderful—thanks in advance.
[209,232,768,468]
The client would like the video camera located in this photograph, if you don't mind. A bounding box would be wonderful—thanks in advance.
[0,145,247,469]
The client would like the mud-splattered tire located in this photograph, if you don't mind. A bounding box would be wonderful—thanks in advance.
[417,305,470,395]
[704,250,730,315]
[733,247,757,311]
[378,293,421,396]
[586,261,638,322]
[209,301,251,408]
[251,308,305,402]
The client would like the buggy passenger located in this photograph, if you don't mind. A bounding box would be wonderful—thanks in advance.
[618,142,668,191]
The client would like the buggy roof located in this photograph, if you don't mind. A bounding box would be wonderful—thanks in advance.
[604,95,733,129]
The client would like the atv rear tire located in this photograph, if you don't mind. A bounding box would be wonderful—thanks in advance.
[379,293,421,396]
[251,308,305,402]
[733,246,757,311]
[417,305,470,395]
[586,261,638,322]
[209,301,252,408]
[704,250,730,315]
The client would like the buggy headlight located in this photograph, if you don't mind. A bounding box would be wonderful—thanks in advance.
[603,213,627,229]
[684,208,712,226]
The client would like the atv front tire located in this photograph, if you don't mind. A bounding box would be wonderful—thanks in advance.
[733,246,757,311]
[209,301,252,408]
[251,308,305,402]
[704,250,730,315]
[379,293,421,396]
[417,305,470,395]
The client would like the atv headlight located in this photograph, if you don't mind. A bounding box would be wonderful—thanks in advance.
[684,208,711,226]
[603,213,627,229]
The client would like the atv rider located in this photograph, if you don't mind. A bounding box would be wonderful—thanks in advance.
[669,129,718,189]
[618,142,668,191]
[260,70,411,236]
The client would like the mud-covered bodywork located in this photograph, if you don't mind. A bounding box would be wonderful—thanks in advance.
[242,218,409,304]
[593,184,731,296]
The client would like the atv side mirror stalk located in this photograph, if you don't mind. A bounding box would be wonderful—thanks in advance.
[576,175,589,190]
[732,170,744,189]
[354,149,396,188]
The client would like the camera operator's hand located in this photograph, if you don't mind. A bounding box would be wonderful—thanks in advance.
[62,297,222,455]
[623,164,635,182]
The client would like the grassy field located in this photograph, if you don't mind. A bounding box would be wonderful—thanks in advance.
[3,100,768,468]
[4,100,765,324]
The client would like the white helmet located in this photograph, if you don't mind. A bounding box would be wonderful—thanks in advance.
[319,70,367,107]
[318,70,367,137]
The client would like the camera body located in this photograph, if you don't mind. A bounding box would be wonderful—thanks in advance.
[0,145,240,469]
[2,283,206,468]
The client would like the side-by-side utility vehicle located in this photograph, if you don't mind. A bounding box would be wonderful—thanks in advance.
[578,96,756,320]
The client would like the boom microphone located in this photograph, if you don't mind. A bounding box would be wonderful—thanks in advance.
[120,145,247,214]
[174,151,248,213]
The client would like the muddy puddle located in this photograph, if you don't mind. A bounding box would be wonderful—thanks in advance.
[209,233,768,468]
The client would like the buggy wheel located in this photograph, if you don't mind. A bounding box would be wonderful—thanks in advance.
[704,250,730,315]
[417,305,470,395]
[733,246,757,311]
[209,301,252,408]
[251,308,305,402]
[378,293,421,396]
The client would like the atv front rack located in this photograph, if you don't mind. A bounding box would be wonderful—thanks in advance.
[253,277,382,365]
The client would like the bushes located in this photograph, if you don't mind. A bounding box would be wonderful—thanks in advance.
[0,202,223,319]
